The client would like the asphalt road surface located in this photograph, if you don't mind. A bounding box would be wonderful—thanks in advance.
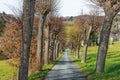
[45,51,87,80]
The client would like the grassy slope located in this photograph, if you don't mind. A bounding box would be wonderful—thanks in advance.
[0,53,63,80]
[0,60,17,80]
[64,21,73,40]
[70,42,120,80]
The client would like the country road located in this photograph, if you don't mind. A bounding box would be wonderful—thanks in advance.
[45,51,87,80]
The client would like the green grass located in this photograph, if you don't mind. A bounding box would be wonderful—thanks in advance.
[0,60,17,80]
[64,21,73,26]
[64,21,73,40]
[0,53,63,80]
[70,42,120,80]
[28,53,63,80]
[65,26,73,40]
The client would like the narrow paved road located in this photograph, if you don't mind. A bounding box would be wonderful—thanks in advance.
[45,51,87,80]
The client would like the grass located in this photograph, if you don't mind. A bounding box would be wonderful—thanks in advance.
[70,42,120,80]
[64,21,73,40]
[0,60,17,80]
[64,21,73,27]
[28,53,63,80]
[65,26,72,40]
[0,53,63,80]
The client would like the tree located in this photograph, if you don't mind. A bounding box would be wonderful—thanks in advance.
[81,7,104,63]
[44,22,50,64]
[0,12,14,36]
[43,15,61,64]
[82,25,92,63]
[19,0,35,80]
[35,0,58,69]
[49,16,63,61]
[69,26,83,59]
[74,14,89,62]
[36,0,51,70]
[91,0,120,73]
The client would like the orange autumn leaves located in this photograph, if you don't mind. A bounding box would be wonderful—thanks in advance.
[0,21,37,68]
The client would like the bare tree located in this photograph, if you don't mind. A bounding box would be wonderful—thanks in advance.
[74,14,89,62]
[44,22,50,65]
[69,25,83,59]
[91,0,120,73]
[36,0,59,69]
[74,7,103,63]
[50,16,63,61]
[82,25,92,63]
[18,0,35,80]
[36,0,53,69]
[82,6,103,63]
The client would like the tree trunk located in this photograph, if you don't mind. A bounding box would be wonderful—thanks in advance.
[75,48,78,59]
[81,26,92,63]
[59,43,62,53]
[53,36,57,60]
[74,48,77,58]
[96,16,113,73]
[76,45,80,59]
[57,43,60,57]
[81,44,88,63]
[37,13,47,70]
[19,0,35,80]
[49,33,53,63]
[71,42,73,52]
[56,41,59,58]
[51,33,56,61]
[44,25,50,65]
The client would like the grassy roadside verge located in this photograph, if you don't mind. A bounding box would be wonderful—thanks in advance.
[69,42,120,80]
[28,53,63,80]
[0,60,17,80]
[0,53,63,80]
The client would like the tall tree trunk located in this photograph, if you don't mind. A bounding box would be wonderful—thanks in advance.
[75,48,78,59]
[59,43,62,53]
[96,15,113,73]
[81,26,92,63]
[44,25,50,65]
[37,13,47,70]
[57,43,60,57]
[54,36,57,60]
[76,45,80,59]
[55,41,59,58]
[71,42,73,52]
[49,33,53,63]
[74,48,77,58]
[51,33,56,61]
[19,0,35,80]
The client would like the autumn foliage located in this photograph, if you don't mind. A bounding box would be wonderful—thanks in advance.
[0,20,37,72]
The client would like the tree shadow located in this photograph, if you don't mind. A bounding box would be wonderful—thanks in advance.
[73,59,81,63]
[106,63,120,74]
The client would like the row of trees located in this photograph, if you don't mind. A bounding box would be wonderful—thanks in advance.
[69,0,120,74]
[1,0,120,79]
[0,0,66,80]
[70,6,103,62]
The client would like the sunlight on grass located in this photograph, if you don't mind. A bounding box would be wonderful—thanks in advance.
[70,42,120,80]
[0,60,17,80]
[64,21,73,40]
[0,53,63,80]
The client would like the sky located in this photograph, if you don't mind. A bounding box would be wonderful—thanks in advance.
[0,0,90,17]
[0,0,22,14]
[60,0,90,17]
